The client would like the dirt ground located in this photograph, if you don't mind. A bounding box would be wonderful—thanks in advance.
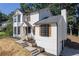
[0,37,32,56]
[67,35,79,43]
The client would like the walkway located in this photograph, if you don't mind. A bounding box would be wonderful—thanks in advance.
[62,35,79,56]
[62,47,79,56]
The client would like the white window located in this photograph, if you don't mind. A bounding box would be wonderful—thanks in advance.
[14,27,20,35]
[17,15,21,22]
[14,27,16,34]
[13,16,16,22]
[18,26,20,34]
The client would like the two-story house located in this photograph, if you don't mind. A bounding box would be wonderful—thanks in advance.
[13,8,52,39]
[13,8,67,56]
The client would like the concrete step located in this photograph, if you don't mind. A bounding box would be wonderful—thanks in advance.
[25,46,40,56]
[31,48,40,56]
[37,46,45,53]
[25,46,37,51]
[27,42,37,47]
[27,42,32,46]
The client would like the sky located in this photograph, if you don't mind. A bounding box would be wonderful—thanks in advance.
[0,3,20,15]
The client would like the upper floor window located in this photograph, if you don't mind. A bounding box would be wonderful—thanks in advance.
[14,16,16,22]
[18,15,21,22]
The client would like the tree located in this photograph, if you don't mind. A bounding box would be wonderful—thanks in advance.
[5,13,13,36]
[0,12,8,23]
[49,4,61,15]
[20,3,33,14]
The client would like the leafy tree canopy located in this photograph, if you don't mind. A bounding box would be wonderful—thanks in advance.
[0,12,8,23]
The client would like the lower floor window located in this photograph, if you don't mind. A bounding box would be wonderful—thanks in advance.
[18,26,20,34]
[40,24,50,37]
[14,27,16,34]
[14,26,20,35]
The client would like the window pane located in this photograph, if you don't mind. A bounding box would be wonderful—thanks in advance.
[18,27,20,34]
[40,24,49,36]
[18,15,20,22]
[14,16,16,22]
[14,27,16,34]
[28,27,31,33]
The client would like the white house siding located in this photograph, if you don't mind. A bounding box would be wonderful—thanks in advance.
[13,10,23,37]
[34,23,58,55]
[56,9,67,55]
[13,8,52,37]
[29,8,52,26]
[57,19,63,55]
[57,17,67,55]
[29,12,39,26]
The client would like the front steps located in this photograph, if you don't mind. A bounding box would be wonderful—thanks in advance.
[16,39,45,56]
[31,48,40,56]
[25,46,40,56]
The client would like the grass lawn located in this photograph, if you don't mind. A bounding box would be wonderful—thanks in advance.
[0,32,8,38]
[0,32,6,36]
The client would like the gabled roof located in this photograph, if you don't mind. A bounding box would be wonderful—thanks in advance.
[34,15,64,25]
[13,8,52,15]
[13,9,25,15]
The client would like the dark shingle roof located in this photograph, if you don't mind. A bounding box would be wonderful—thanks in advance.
[13,8,51,15]
[34,15,64,25]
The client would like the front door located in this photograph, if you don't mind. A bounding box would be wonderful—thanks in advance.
[25,27,31,35]
[28,27,31,33]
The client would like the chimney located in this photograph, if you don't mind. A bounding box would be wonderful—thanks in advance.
[61,9,67,40]
[61,9,67,23]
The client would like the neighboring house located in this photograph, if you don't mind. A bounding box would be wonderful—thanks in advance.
[0,21,8,31]
[13,8,67,56]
